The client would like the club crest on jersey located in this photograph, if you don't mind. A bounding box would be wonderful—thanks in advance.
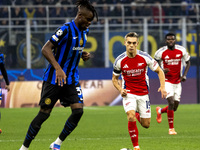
[45,98,51,105]
[80,38,83,46]
[56,29,63,36]
[138,63,144,67]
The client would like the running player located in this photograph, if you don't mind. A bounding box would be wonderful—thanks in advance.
[112,32,167,150]
[154,32,190,135]
[19,1,98,150]
[0,53,10,133]
[0,53,10,106]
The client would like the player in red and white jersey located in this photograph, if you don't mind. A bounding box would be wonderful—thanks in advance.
[112,32,167,150]
[154,32,190,135]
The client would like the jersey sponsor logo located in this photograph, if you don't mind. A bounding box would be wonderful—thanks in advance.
[165,59,181,65]
[56,29,63,36]
[52,35,59,41]
[45,98,51,105]
[176,54,181,57]
[165,55,169,59]
[72,47,84,51]
[124,68,144,76]
[123,64,129,68]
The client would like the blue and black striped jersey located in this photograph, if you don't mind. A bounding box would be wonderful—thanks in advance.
[43,20,89,85]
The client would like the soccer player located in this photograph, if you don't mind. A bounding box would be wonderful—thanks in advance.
[19,1,98,150]
[112,32,167,150]
[0,53,10,106]
[154,32,190,135]
[0,53,10,133]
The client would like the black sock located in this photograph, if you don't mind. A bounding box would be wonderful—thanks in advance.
[59,108,83,141]
[23,111,50,147]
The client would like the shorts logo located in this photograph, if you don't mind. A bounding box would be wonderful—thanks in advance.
[146,109,150,113]
[125,102,131,106]
[45,98,51,105]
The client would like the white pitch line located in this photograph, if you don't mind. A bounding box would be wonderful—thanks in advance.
[0,135,200,143]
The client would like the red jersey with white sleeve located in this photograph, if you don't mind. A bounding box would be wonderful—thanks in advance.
[113,50,159,96]
[154,44,190,84]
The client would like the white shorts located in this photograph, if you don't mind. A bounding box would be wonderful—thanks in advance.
[122,93,151,118]
[165,82,182,101]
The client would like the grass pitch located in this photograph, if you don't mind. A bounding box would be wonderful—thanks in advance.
[0,104,200,150]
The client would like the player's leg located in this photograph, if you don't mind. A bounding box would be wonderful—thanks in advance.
[167,83,181,135]
[123,94,140,150]
[167,96,177,135]
[138,95,151,128]
[50,83,84,149]
[19,82,59,150]
[173,83,181,112]
[156,82,172,123]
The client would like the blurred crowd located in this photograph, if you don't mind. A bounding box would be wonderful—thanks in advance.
[0,0,199,31]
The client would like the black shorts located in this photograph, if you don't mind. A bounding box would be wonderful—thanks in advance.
[39,81,83,108]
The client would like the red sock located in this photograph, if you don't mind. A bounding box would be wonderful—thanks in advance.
[128,121,139,147]
[161,106,168,113]
[135,112,141,123]
[167,109,174,129]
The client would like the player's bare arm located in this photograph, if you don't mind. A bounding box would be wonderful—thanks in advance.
[5,85,10,91]
[112,74,127,97]
[180,60,191,82]
[42,40,66,86]
[154,66,167,99]
[82,51,90,61]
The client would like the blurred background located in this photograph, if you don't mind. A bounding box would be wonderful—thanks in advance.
[0,0,199,107]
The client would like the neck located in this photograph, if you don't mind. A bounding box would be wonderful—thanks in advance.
[127,51,136,58]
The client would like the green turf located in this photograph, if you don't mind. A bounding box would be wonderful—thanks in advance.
[0,104,200,150]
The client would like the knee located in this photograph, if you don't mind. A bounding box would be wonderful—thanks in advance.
[72,108,83,117]
[141,122,150,128]
[127,111,136,122]
[174,107,178,112]
[141,119,150,128]
[68,108,84,125]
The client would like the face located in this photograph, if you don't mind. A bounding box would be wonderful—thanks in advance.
[166,35,176,49]
[124,37,139,54]
[78,9,94,31]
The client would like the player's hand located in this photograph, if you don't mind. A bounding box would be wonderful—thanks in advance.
[55,68,67,86]
[120,89,127,97]
[0,100,1,106]
[180,76,186,82]
[158,87,167,99]
[5,85,10,91]
[163,68,170,74]
[82,51,90,61]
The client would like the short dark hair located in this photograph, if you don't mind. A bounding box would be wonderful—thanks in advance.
[165,33,176,39]
[76,0,98,21]
[125,32,139,40]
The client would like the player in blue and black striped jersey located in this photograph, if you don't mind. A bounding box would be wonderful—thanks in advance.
[0,53,10,106]
[19,0,98,150]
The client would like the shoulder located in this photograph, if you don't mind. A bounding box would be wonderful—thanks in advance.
[155,46,168,55]
[137,50,153,60]
[175,44,187,52]
[114,52,127,65]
